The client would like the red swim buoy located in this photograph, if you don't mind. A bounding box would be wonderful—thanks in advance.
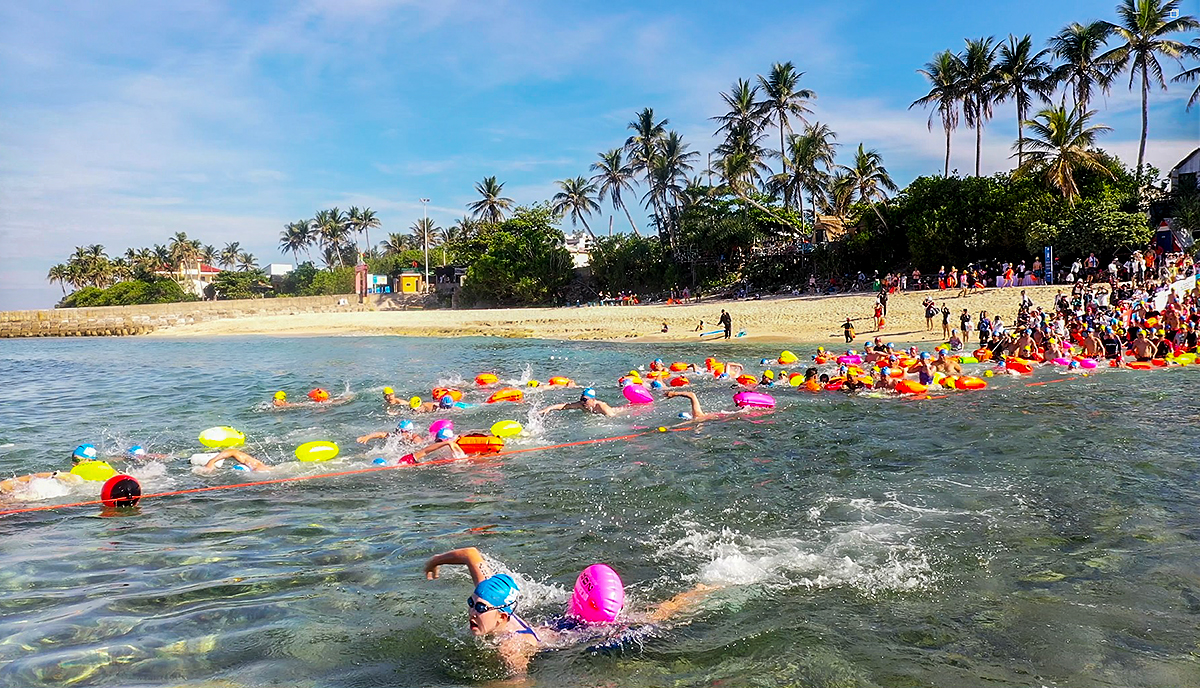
[100,474,141,508]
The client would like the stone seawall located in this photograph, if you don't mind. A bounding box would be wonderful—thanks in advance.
[0,294,425,338]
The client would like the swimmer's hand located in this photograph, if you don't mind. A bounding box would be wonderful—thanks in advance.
[425,547,490,583]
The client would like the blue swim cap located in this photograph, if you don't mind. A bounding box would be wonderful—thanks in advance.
[232,463,249,471]
[372,457,388,465]
[678,412,692,419]
[880,367,891,376]
[435,427,454,441]
[920,352,930,359]
[581,388,596,400]
[650,380,663,389]
[72,444,97,461]
[439,395,454,408]
[472,573,519,613]
[760,358,769,365]
[397,419,414,431]
[128,445,146,457]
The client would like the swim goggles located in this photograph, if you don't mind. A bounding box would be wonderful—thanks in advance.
[467,596,506,614]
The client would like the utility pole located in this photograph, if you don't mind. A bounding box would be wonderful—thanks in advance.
[420,198,430,291]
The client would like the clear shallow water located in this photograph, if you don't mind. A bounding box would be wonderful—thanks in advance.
[1,336,1199,688]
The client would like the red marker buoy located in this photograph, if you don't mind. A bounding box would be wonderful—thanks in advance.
[100,474,141,508]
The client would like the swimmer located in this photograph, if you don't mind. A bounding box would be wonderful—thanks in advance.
[1131,330,1155,362]
[424,546,718,676]
[539,388,627,417]
[406,427,469,463]
[357,419,423,445]
[759,370,775,386]
[124,445,169,461]
[198,448,273,472]
[664,390,740,422]
[408,396,443,413]
[0,443,97,497]
[649,358,666,372]
[272,391,297,408]
[873,366,898,391]
[930,349,962,375]
[906,352,935,386]
[382,387,405,406]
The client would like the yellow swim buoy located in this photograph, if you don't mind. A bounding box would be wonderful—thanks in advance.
[490,420,523,438]
[71,460,117,482]
[198,426,245,448]
[295,441,339,462]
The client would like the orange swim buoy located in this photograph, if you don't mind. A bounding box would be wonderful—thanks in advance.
[669,362,689,372]
[1127,360,1153,370]
[735,374,757,386]
[668,376,690,387]
[548,376,573,386]
[307,388,330,402]
[1005,358,1033,374]
[486,387,524,403]
[432,388,464,402]
[894,379,927,395]
[954,376,987,390]
[455,433,505,455]
[803,379,822,392]
[1150,359,1167,367]
[475,373,499,386]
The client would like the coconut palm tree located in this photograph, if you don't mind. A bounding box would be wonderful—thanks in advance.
[348,206,381,254]
[451,216,480,241]
[551,176,600,237]
[912,50,963,177]
[47,264,69,294]
[1099,0,1199,179]
[236,251,258,272]
[590,148,641,236]
[314,208,350,267]
[1015,105,1113,203]
[379,232,414,256]
[199,244,217,265]
[468,176,513,224]
[820,170,860,221]
[711,79,761,138]
[1048,21,1117,112]
[410,217,440,266]
[841,144,898,226]
[756,61,816,170]
[995,34,1056,167]
[218,242,242,270]
[771,122,839,220]
[624,107,669,226]
[1171,38,1200,109]
[279,220,313,265]
[959,36,1001,177]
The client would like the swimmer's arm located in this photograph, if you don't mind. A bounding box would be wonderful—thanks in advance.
[424,546,493,584]
[496,635,538,678]
[356,432,389,444]
[539,403,568,414]
[411,440,453,461]
[647,583,719,623]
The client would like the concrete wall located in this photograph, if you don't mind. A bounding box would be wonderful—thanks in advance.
[0,293,428,338]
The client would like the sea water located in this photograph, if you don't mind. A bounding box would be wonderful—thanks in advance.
[0,336,1198,688]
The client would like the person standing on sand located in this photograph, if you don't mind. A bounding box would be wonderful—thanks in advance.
[719,310,732,339]
[941,303,951,339]
[843,316,855,343]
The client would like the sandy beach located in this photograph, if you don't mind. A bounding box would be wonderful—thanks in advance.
[148,285,1064,343]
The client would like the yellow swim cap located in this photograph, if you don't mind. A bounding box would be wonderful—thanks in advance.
[274,391,286,400]
[409,396,422,409]
[817,346,825,352]
[383,387,394,395]
[527,380,540,387]
[764,370,775,379]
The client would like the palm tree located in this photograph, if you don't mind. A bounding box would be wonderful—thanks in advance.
[1100,0,1199,179]
[314,208,350,267]
[551,176,601,237]
[1171,38,1200,109]
[468,176,513,224]
[218,242,242,270]
[1049,21,1117,112]
[711,79,761,138]
[590,148,641,236]
[379,232,414,256]
[820,170,859,221]
[624,107,669,226]
[756,61,816,170]
[959,36,1001,177]
[348,206,381,254]
[200,244,217,265]
[280,220,313,264]
[995,34,1056,167]
[47,264,69,295]
[1015,105,1113,203]
[771,122,839,220]
[236,251,258,272]
[411,217,440,266]
[912,50,963,177]
[451,216,480,241]
[841,144,899,226]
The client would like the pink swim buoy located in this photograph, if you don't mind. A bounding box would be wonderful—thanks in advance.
[569,563,625,623]
[428,419,453,439]
[837,355,862,365]
[622,384,654,405]
[733,391,775,408]
[1074,358,1097,369]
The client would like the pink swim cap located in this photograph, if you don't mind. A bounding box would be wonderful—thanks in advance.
[568,563,625,623]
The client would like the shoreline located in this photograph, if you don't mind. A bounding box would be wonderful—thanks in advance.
[145,286,1066,344]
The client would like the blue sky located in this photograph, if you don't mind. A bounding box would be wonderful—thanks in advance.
[2,0,1197,309]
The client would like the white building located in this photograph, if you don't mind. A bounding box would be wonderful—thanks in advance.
[1169,147,1200,193]
[564,232,592,268]
[266,263,294,278]
[154,260,220,297]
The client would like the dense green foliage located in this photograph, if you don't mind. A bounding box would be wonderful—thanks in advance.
[59,278,196,308]
[456,205,574,306]
[278,262,356,296]
[205,271,272,300]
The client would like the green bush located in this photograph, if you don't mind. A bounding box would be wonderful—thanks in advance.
[458,205,574,306]
[59,279,195,308]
